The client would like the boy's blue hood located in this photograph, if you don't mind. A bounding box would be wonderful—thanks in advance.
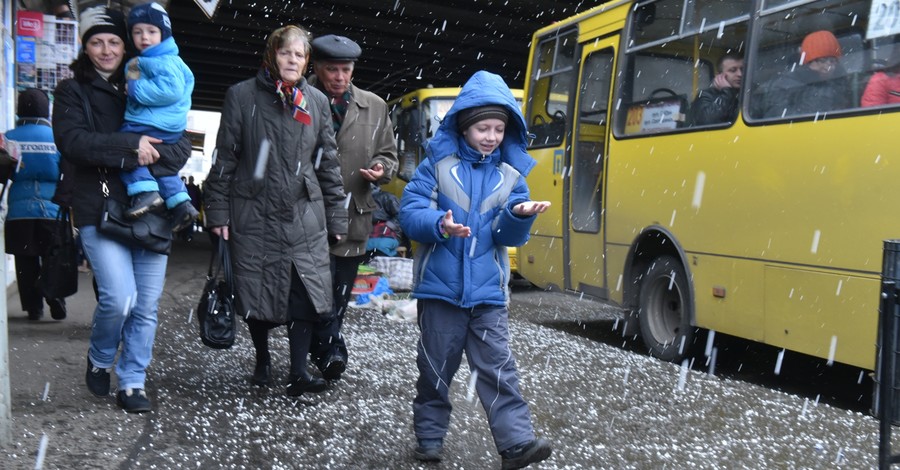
[425,70,535,176]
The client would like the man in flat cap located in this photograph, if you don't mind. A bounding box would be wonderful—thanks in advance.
[308,34,398,381]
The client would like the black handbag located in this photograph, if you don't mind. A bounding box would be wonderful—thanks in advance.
[197,240,236,349]
[97,170,173,255]
[40,208,79,299]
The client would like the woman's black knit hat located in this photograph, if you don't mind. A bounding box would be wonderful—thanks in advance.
[79,5,127,44]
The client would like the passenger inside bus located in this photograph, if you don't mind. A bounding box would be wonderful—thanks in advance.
[755,30,852,118]
[688,52,744,126]
[861,47,900,107]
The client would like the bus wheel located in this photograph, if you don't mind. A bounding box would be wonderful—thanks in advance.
[638,255,693,362]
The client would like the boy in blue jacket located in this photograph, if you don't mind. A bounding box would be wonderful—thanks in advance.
[399,70,552,469]
[119,2,197,230]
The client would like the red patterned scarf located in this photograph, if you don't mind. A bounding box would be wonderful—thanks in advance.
[275,79,312,126]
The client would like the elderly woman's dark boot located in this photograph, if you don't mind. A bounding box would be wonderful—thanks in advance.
[250,355,271,386]
[248,320,271,386]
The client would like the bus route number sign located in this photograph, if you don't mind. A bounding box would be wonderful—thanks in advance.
[868,0,900,40]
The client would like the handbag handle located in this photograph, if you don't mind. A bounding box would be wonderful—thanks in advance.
[58,207,75,244]
[207,240,234,294]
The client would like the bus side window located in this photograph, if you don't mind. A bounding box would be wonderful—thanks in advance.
[747,0,900,120]
[527,30,576,149]
[616,53,708,136]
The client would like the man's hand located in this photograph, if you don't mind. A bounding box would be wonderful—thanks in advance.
[512,200,551,217]
[137,136,162,166]
[712,73,730,90]
[359,162,385,182]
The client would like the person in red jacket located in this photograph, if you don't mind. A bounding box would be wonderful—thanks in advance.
[861,49,900,107]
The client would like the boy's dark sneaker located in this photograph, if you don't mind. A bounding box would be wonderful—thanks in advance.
[170,201,199,232]
[27,309,43,321]
[414,438,443,462]
[125,191,164,219]
[116,388,152,413]
[85,356,111,397]
[501,438,552,470]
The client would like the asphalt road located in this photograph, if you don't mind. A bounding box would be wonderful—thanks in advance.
[1,235,895,469]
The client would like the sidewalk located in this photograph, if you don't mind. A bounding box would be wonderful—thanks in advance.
[2,236,213,469]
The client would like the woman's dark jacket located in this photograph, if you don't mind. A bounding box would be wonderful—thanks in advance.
[52,69,191,229]
[203,70,348,322]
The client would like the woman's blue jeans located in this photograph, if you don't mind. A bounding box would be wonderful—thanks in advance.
[79,226,168,390]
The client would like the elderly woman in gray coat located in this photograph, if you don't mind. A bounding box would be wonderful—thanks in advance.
[204,25,348,397]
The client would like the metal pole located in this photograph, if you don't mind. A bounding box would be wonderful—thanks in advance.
[878,279,897,469]
[877,240,900,469]
[0,209,11,446]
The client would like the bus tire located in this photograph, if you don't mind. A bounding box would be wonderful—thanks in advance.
[638,255,694,362]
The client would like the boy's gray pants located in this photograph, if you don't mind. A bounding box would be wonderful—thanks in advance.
[412,299,535,453]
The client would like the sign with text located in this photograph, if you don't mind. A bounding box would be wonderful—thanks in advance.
[16,11,43,38]
[868,0,900,40]
[16,37,35,63]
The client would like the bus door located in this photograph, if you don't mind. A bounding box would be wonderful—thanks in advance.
[564,38,616,297]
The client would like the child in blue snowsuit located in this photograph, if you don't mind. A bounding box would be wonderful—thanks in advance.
[119,2,196,230]
[399,70,552,469]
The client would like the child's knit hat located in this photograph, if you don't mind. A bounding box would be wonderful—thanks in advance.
[128,2,172,41]
[456,105,509,132]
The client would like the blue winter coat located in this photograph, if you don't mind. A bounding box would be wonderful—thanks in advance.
[123,37,194,134]
[4,120,60,221]
[399,71,537,307]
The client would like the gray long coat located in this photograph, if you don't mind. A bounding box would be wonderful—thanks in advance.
[204,70,348,323]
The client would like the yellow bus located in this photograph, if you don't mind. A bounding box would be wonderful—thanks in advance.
[388,87,524,271]
[519,0,900,369]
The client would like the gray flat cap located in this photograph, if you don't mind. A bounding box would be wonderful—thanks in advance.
[312,34,362,61]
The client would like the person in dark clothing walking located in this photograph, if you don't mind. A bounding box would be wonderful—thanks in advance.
[204,25,348,397]
[2,88,67,321]
[307,34,398,382]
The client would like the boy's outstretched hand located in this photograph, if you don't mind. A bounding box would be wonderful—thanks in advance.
[512,200,551,217]
[442,210,472,238]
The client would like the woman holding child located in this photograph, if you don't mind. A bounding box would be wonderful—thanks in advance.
[52,5,192,413]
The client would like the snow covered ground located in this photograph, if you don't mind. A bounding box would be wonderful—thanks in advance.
[3,241,892,468]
